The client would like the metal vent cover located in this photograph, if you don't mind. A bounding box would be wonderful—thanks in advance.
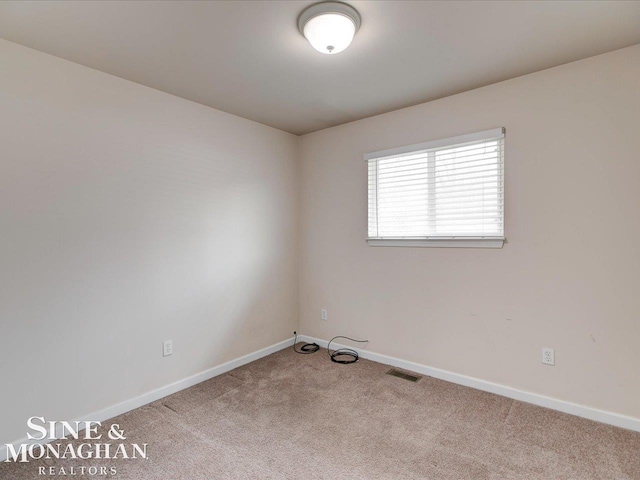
[387,369,422,382]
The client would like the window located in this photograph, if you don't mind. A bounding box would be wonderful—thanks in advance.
[366,128,505,248]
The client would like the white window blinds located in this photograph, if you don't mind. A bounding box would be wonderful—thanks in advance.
[367,128,504,247]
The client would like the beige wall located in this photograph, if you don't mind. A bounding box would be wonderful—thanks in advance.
[299,44,640,419]
[0,40,298,446]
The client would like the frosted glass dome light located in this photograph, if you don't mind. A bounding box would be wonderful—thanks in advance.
[298,2,361,55]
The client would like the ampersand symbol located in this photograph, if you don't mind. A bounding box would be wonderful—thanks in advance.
[108,424,126,440]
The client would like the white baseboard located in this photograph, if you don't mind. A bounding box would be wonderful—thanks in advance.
[5,333,637,463]
[1,337,293,463]
[299,334,640,433]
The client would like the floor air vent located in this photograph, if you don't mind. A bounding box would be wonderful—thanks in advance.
[386,369,421,382]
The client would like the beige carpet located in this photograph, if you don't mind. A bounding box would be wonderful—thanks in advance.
[2,345,639,479]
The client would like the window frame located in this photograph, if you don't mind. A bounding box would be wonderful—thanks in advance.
[365,128,505,249]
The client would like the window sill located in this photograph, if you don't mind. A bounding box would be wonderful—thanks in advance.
[366,237,505,248]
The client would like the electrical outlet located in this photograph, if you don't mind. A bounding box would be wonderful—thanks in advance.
[321,309,327,321]
[163,340,173,357]
[542,347,554,366]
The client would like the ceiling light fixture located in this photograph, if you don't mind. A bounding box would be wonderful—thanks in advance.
[298,1,361,55]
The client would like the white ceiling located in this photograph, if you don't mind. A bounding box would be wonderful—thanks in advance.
[1,1,639,135]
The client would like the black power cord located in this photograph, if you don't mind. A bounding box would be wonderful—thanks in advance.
[327,335,369,364]
[293,331,320,354]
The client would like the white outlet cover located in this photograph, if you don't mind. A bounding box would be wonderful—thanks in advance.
[163,340,173,357]
[321,309,327,320]
[542,347,554,366]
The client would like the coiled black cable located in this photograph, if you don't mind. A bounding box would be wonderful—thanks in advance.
[327,335,369,364]
[293,331,320,354]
